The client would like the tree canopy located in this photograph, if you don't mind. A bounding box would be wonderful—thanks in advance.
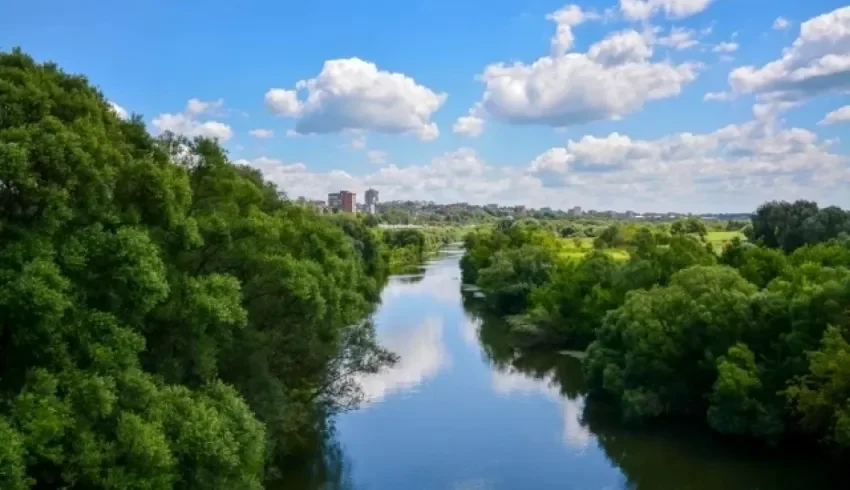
[0,49,394,488]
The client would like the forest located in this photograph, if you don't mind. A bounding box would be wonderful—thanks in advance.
[0,50,405,488]
[461,202,850,451]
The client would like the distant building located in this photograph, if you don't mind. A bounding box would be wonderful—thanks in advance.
[567,206,583,217]
[328,190,356,213]
[365,188,379,214]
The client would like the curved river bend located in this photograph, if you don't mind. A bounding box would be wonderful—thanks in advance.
[290,246,837,490]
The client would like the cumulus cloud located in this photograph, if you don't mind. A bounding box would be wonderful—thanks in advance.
[109,101,129,119]
[249,128,274,139]
[525,118,849,207]
[240,117,848,213]
[453,115,485,137]
[819,105,850,125]
[712,41,739,53]
[465,7,699,129]
[619,0,714,21]
[726,6,850,113]
[773,16,791,30]
[264,89,301,116]
[186,98,223,115]
[151,98,233,141]
[264,58,446,140]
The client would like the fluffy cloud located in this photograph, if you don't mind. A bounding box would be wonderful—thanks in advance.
[619,0,714,21]
[152,114,232,141]
[467,7,699,129]
[727,7,850,110]
[264,89,301,116]
[453,114,485,137]
[151,99,233,141]
[712,41,739,53]
[108,101,128,119]
[819,105,850,125]
[249,128,274,139]
[186,98,223,115]
[240,123,848,213]
[265,58,446,140]
[524,117,849,209]
[773,17,791,30]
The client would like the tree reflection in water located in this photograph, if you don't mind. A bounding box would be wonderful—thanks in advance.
[464,291,841,490]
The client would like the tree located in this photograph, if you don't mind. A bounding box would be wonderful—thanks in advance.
[0,49,394,487]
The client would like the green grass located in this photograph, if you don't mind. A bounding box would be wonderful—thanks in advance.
[706,231,746,242]
[706,230,747,254]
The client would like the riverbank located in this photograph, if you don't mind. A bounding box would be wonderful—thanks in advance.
[279,246,840,489]
[460,210,850,456]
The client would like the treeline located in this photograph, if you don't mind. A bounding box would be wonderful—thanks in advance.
[380,227,463,270]
[0,50,395,488]
[461,202,850,451]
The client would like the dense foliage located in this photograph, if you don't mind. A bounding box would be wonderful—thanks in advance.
[0,50,394,488]
[462,208,850,452]
[380,227,463,270]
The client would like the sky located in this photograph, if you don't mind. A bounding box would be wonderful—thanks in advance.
[3,0,850,212]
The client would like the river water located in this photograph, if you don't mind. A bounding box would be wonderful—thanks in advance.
[293,246,838,490]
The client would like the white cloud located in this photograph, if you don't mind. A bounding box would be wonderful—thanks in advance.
[819,105,850,125]
[703,90,731,101]
[241,117,849,213]
[657,26,699,50]
[620,0,714,21]
[773,16,791,31]
[467,8,700,129]
[266,58,446,140]
[109,101,128,119]
[727,7,850,113]
[264,89,302,116]
[151,99,233,141]
[453,114,485,137]
[249,128,274,139]
[367,150,388,165]
[152,113,233,141]
[546,4,590,56]
[712,41,739,53]
[186,98,223,115]
[525,118,849,208]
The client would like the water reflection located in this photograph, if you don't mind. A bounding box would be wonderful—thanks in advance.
[281,249,839,490]
[356,316,449,404]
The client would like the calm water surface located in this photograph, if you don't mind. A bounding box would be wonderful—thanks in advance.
[294,246,838,490]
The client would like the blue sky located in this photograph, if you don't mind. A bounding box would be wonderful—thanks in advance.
[3,0,850,212]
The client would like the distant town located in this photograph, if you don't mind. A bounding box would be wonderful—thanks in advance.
[292,189,751,222]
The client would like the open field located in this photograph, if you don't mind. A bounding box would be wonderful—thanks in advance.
[706,230,747,253]
[555,230,747,261]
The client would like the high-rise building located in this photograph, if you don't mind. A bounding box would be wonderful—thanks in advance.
[328,190,356,213]
[365,188,379,214]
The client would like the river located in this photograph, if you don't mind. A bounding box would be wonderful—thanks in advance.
[291,246,839,490]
